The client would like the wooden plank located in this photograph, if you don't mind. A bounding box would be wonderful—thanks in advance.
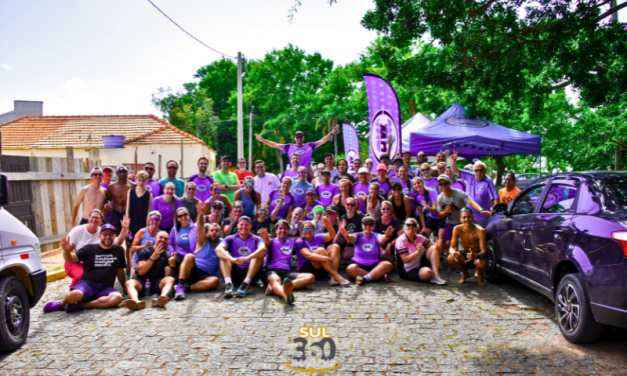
[60,158,73,231]
[36,158,52,237]
[4,172,92,181]
[52,157,66,235]
[38,232,69,246]
[29,156,45,239]
[74,158,84,226]
[66,148,75,172]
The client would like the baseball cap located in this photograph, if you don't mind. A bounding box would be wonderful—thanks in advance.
[362,216,375,225]
[394,157,403,163]
[321,169,331,175]
[402,151,412,156]
[306,188,316,195]
[437,174,450,182]
[295,131,304,136]
[325,205,338,213]
[116,165,128,173]
[358,167,369,174]
[102,166,114,173]
[324,153,334,159]
[380,153,390,160]
[391,182,402,190]
[101,223,116,233]
[90,167,103,175]
[212,201,224,208]
[377,164,388,172]
[312,205,325,214]
[238,216,252,223]
[221,155,231,161]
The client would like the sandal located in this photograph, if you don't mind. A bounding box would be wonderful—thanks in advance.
[329,279,340,286]
[340,280,351,287]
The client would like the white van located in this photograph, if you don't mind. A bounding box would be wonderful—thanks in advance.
[0,174,47,351]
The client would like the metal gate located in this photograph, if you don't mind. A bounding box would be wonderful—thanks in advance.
[1,155,36,235]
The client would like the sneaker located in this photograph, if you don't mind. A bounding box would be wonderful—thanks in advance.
[356,276,365,286]
[282,278,294,305]
[224,282,234,298]
[156,296,169,308]
[123,299,146,311]
[64,303,84,313]
[43,301,63,313]
[174,284,186,300]
[429,275,447,285]
[265,285,273,296]
[235,282,249,297]
[383,274,390,283]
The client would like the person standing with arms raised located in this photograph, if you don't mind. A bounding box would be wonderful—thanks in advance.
[254,125,339,168]
[187,156,214,204]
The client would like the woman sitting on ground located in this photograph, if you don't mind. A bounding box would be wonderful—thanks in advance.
[395,217,447,285]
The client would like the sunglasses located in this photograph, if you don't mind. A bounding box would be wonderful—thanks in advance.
[395,163,402,166]
[234,206,244,210]
[381,207,391,211]
[259,209,269,214]
[92,174,103,177]
[177,213,189,218]
[393,188,402,191]
[303,228,314,232]
[167,166,178,170]
[363,222,374,227]
[297,172,307,175]
[405,223,417,228]
[346,203,356,207]
[187,188,196,191]
[421,169,430,172]
[439,182,449,186]
[326,211,336,215]
[474,169,485,172]
[149,217,161,223]
[144,167,154,171]
[212,188,222,192]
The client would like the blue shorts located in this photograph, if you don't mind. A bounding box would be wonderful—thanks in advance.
[70,280,120,304]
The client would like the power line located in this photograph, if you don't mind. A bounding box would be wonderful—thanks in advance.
[146,0,238,60]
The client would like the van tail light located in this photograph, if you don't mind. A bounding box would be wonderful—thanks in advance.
[611,232,627,257]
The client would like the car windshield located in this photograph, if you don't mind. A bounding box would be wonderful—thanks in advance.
[597,176,627,212]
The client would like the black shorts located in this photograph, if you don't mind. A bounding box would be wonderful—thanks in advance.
[399,252,433,281]
[109,210,125,228]
[230,264,261,286]
[187,266,217,285]
[298,260,328,280]
[425,216,444,232]
[349,261,383,273]
[261,268,301,286]
[458,251,477,269]
[137,277,165,296]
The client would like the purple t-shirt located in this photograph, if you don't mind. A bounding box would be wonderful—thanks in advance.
[451,179,467,192]
[145,179,163,197]
[291,181,314,208]
[265,238,295,270]
[422,177,439,190]
[416,189,439,219]
[283,142,318,168]
[151,196,183,231]
[303,200,323,220]
[315,183,340,207]
[371,178,392,199]
[224,233,263,268]
[281,170,299,181]
[353,182,370,200]
[188,174,214,204]
[397,180,412,195]
[460,170,498,221]
[268,190,295,220]
[100,182,109,189]
[352,232,382,266]
[295,234,326,269]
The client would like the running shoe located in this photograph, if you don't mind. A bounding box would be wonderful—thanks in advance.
[174,284,186,300]
[235,282,249,297]
[356,276,365,286]
[64,303,84,313]
[429,275,447,285]
[224,282,234,298]
[282,278,294,305]
[265,285,273,295]
[151,296,169,308]
[123,299,146,311]
[43,301,63,313]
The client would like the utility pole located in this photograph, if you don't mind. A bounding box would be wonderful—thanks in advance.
[237,52,244,159]
[249,106,254,168]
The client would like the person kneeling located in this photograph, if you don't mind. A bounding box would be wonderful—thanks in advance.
[395,218,447,285]
[44,224,126,313]
[446,208,488,285]
[259,223,314,304]
[341,216,394,286]
[124,231,175,310]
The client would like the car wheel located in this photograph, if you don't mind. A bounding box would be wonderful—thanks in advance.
[555,273,602,344]
[0,275,30,352]
[485,240,502,283]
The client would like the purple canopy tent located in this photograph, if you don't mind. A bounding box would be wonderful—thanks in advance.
[409,103,541,160]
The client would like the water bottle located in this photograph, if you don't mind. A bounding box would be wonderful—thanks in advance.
[145,279,151,293]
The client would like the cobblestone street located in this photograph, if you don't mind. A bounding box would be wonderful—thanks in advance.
[2,271,626,375]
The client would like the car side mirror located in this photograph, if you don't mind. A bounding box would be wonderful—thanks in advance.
[0,174,8,207]
[493,203,508,215]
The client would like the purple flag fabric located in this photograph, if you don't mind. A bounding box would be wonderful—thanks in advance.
[364,74,402,168]
[342,123,360,175]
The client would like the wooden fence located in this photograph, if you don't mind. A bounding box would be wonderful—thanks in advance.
[3,149,96,252]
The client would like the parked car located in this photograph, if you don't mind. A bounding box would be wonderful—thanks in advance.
[0,174,47,351]
[515,173,541,190]
[485,171,627,343]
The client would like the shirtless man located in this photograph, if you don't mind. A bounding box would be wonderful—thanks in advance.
[106,166,136,234]
[446,208,488,285]
[70,167,107,229]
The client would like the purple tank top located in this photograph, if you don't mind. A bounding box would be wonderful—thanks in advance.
[268,190,295,220]
[265,238,295,270]
[295,234,325,268]
[151,196,183,231]
[315,183,339,207]
[416,189,439,219]
[224,233,263,268]
[352,232,382,266]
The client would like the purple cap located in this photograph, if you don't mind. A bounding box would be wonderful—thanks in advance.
[101,223,116,233]
[238,216,252,223]
[305,188,316,195]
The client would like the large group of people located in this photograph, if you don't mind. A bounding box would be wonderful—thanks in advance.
[45,129,522,314]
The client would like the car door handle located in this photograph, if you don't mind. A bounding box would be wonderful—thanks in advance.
[518,225,526,231]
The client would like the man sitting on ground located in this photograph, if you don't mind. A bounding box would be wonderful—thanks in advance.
[45,224,126,313]
[446,208,488,285]
[258,223,314,304]
[216,216,267,298]
[123,231,175,310]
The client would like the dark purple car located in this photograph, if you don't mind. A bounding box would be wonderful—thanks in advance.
[486,172,627,343]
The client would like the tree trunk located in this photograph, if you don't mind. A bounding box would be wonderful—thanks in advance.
[408,100,417,116]
[616,148,622,171]
[276,149,283,174]
[494,156,505,185]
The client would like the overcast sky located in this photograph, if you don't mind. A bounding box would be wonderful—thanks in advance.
[1,1,625,117]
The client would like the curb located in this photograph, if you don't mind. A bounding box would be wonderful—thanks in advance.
[47,269,67,283]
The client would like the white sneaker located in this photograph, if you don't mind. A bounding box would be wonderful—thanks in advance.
[430,275,447,285]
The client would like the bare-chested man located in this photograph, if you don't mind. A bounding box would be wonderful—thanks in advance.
[446,208,488,285]
[70,167,107,229]
[106,166,136,234]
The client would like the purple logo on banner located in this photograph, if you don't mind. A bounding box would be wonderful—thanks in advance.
[364,74,402,169]
[342,123,360,175]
